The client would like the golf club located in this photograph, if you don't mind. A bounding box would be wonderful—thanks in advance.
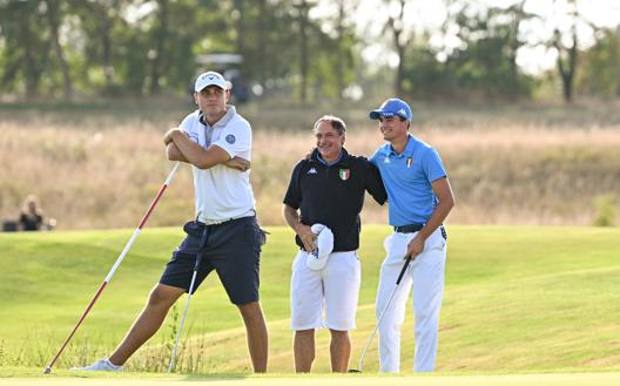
[167,225,210,373]
[349,254,413,373]
[43,162,181,374]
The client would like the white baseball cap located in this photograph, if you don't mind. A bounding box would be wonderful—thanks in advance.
[306,224,334,271]
[194,71,231,92]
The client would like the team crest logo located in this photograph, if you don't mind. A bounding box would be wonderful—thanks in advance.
[225,134,236,144]
[339,169,350,181]
[307,167,317,175]
[406,157,413,168]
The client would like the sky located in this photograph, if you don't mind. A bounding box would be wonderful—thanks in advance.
[314,0,620,75]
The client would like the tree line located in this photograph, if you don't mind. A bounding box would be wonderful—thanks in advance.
[1,0,619,103]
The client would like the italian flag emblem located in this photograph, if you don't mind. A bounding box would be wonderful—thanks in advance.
[339,168,350,181]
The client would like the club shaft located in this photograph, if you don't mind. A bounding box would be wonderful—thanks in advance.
[108,162,179,282]
[137,162,180,229]
[44,162,180,373]
[44,281,108,372]
[104,228,141,282]
[396,255,412,285]
[357,255,412,371]
[168,227,208,373]
[167,270,199,373]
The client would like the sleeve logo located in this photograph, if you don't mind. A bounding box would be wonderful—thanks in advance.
[225,134,236,144]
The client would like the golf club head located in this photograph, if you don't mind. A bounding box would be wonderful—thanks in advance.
[348,368,362,373]
[43,367,52,374]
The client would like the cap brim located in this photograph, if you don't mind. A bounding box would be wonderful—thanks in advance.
[196,83,226,92]
[370,110,399,120]
[369,110,382,120]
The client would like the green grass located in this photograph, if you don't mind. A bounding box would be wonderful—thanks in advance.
[0,225,618,376]
[1,372,620,386]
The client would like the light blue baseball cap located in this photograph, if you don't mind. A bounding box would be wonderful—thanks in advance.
[369,98,413,121]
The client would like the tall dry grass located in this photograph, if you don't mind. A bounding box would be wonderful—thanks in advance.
[1,100,619,229]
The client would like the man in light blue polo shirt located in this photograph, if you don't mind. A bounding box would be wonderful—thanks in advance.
[369,98,455,373]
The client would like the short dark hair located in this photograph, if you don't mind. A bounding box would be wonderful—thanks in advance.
[313,115,346,135]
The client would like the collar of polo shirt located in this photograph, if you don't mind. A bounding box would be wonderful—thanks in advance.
[386,134,415,157]
[199,105,236,128]
[310,147,351,166]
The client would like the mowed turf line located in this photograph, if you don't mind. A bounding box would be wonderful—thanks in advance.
[0,225,618,375]
[1,372,620,386]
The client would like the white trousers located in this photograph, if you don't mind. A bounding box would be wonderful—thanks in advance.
[376,227,447,372]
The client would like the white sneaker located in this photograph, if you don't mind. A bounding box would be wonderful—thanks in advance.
[71,358,122,372]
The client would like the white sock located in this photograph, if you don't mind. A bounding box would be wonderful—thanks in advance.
[105,358,121,369]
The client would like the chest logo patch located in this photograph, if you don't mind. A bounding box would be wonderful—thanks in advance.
[225,134,236,144]
[307,167,318,175]
[384,156,391,164]
[339,168,350,181]
[406,157,413,168]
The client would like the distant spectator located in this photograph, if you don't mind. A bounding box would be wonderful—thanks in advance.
[1,219,18,232]
[19,195,44,231]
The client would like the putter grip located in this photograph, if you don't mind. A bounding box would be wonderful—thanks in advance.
[396,255,412,285]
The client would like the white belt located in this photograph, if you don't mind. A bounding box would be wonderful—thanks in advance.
[198,209,255,225]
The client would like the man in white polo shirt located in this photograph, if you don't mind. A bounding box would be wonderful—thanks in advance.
[76,71,269,373]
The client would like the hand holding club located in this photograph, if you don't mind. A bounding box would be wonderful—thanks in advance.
[406,234,425,260]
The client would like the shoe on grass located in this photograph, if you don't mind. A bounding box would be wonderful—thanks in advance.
[71,358,122,372]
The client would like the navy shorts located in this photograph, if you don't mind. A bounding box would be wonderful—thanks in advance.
[160,216,266,305]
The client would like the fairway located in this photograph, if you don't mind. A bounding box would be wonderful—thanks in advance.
[2,0,619,382]
[1,372,620,386]
[0,225,618,375]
